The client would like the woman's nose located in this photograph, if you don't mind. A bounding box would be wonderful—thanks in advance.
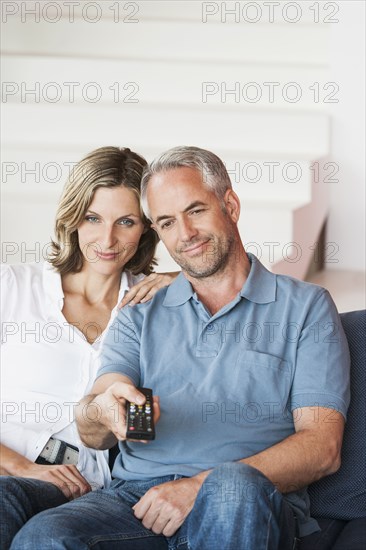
[100,225,117,249]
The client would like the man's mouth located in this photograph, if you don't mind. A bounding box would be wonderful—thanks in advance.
[179,239,211,255]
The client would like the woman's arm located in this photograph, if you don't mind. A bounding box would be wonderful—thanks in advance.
[0,443,91,499]
[0,443,35,477]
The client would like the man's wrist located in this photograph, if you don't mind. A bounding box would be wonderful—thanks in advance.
[192,469,211,488]
[77,394,100,426]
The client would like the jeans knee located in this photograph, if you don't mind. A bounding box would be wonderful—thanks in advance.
[11,509,62,548]
[208,462,271,486]
[0,477,27,505]
[0,476,20,494]
[199,462,276,510]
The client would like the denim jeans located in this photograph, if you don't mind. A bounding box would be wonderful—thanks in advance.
[0,476,68,550]
[10,463,297,550]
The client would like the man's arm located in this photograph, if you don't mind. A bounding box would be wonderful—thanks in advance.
[241,405,344,491]
[75,374,160,450]
[133,405,344,537]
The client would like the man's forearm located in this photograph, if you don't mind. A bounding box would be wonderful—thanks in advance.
[192,415,343,494]
[76,394,117,450]
[239,427,340,493]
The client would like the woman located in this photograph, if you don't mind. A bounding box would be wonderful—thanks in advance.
[0,146,175,548]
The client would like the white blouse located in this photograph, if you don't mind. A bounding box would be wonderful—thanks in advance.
[0,261,142,489]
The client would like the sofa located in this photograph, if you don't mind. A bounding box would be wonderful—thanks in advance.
[301,309,366,549]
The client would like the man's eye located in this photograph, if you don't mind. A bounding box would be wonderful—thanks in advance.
[161,220,174,230]
[190,209,203,215]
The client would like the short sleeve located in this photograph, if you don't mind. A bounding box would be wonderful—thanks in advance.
[97,307,141,387]
[289,289,350,419]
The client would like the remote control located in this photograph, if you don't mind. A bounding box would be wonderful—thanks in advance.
[126,388,155,440]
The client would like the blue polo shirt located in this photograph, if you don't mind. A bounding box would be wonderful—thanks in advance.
[98,254,350,536]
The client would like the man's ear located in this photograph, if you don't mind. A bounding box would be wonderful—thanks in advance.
[143,220,156,234]
[150,222,160,236]
[224,189,241,223]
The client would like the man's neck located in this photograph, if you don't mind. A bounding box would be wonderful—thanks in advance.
[185,250,251,316]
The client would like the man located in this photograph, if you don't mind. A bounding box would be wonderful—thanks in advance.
[11,146,350,550]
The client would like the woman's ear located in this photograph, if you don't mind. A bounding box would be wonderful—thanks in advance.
[224,189,241,223]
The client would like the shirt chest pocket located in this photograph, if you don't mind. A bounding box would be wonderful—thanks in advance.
[226,350,292,409]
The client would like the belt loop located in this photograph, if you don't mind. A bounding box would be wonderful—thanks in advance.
[55,440,67,465]
[47,438,62,463]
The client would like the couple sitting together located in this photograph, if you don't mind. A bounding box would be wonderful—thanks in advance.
[0,145,350,549]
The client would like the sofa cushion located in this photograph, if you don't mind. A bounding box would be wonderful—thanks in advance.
[299,518,347,549]
[331,518,366,550]
[308,309,366,520]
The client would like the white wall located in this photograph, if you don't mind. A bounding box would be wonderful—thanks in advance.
[1,1,364,275]
[327,1,365,271]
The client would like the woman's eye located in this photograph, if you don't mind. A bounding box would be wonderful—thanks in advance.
[118,219,134,226]
[85,215,99,223]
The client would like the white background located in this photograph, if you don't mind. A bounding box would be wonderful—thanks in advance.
[1,0,365,279]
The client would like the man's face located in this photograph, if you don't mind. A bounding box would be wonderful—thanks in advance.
[147,167,240,278]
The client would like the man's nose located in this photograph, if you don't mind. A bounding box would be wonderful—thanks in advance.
[178,217,198,242]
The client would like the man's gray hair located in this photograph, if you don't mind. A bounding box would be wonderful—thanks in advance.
[141,146,232,220]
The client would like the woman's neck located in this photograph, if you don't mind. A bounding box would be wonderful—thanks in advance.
[60,268,125,344]
[61,268,122,308]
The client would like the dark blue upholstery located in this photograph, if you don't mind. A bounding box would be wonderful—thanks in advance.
[303,309,366,549]
[308,309,366,519]
[331,518,366,550]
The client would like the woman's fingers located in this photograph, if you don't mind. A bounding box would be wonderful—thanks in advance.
[119,272,178,308]
[20,463,92,500]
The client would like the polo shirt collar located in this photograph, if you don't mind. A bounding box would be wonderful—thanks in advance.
[163,273,195,307]
[163,253,277,307]
[240,253,277,304]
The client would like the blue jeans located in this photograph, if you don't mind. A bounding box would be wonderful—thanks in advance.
[10,463,297,550]
[0,476,68,549]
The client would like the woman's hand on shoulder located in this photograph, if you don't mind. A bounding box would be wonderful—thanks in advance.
[119,272,180,308]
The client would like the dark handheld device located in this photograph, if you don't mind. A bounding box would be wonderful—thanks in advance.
[126,387,155,440]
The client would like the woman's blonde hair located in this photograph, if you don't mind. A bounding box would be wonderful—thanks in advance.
[48,146,158,275]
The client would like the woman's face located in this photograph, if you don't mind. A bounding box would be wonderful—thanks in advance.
[77,186,145,276]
